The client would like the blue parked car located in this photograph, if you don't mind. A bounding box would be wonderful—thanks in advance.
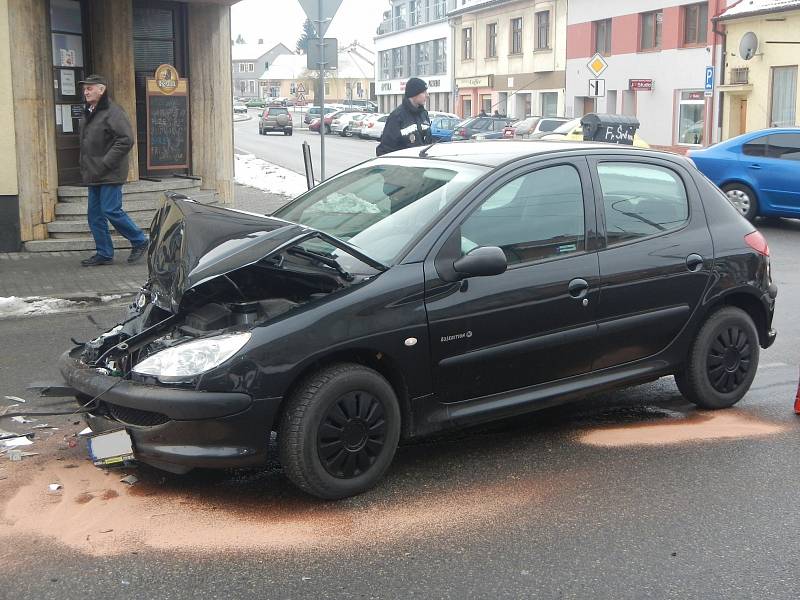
[430,117,461,142]
[689,128,800,221]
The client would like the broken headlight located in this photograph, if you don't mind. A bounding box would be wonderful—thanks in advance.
[132,332,251,379]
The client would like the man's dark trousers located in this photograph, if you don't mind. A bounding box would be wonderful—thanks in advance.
[88,184,147,260]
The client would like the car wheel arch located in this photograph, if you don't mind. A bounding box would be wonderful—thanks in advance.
[703,290,769,347]
[278,348,412,437]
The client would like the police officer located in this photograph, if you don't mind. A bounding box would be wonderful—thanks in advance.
[376,77,432,156]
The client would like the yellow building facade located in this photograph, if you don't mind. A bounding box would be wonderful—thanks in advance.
[717,4,800,139]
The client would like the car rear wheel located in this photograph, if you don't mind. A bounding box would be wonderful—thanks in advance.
[278,363,401,499]
[674,307,759,409]
[722,183,758,221]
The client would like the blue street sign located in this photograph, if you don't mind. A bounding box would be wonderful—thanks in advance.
[705,66,714,91]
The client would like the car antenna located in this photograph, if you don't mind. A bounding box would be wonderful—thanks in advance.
[419,139,439,158]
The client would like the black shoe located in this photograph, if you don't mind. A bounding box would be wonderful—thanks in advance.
[81,254,113,267]
[127,241,149,264]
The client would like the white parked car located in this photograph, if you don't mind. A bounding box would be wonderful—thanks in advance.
[331,112,368,137]
[233,102,248,114]
[363,114,389,140]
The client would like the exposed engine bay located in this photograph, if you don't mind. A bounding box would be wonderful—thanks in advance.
[79,247,361,378]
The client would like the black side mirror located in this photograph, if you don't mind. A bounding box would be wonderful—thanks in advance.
[453,246,507,279]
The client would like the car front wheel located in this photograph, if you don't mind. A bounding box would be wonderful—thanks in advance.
[674,307,760,409]
[278,363,401,499]
[722,183,758,221]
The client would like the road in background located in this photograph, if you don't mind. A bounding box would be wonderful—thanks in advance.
[235,108,379,179]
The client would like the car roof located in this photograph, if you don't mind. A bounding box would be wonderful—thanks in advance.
[385,139,663,167]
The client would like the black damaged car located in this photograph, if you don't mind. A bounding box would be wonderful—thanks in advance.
[59,140,777,499]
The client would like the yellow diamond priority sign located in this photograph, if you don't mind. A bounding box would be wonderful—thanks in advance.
[587,53,609,77]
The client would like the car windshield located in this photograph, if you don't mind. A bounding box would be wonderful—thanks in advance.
[539,119,565,133]
[273,160,488,266]
[551,119,580,134]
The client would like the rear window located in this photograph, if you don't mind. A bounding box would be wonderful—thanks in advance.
[538,119,565,133]
[268,108,289,115]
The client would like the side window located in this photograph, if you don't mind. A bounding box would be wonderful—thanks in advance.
[461,165,586,265]
[473,118,491,131]
[742,135,768,157]
[597,162,689,245]
[767,133,800,161]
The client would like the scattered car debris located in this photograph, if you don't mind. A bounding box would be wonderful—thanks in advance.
[4,395,26,403]
[1,435,33,447]
[120,474,138,485]
[78,427,92,436]
[48,483,62,493]
[10,416,35,424]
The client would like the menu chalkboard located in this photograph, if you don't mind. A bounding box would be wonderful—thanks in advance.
[145,69,190,170]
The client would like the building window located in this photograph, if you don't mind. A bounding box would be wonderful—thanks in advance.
[238,63,246,72]
[248,62,254,72]
[433,0,446,20]
[536,11,550,50]
[640,11,663,50]
[392,46,405,79]
[290,82,296,94]
[248,80,256,94]
[380,50,390,80]
[683,3,708,45]
[487,23,497,58]
[462,27,473,60]
[325,81,330,95]
[393,3,407,31]
[771,66,798,127]
[541,92,558,117]
[410,0,422,26]
[677,90,705,145]
[510,17,523,54]
[594,19,612,55]
[434,38,447,74]
[416,41,431,76]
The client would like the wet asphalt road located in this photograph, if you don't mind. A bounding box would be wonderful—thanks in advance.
[1,218,799,599]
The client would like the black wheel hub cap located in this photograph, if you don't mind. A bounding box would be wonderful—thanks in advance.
[317,391,387,479]
[707,326,752,393]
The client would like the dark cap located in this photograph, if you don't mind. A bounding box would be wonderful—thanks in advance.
[404,77,427,99]
[79,74,108,86]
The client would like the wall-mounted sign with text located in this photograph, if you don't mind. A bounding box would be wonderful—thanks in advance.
[629,79,654,91]
[377,77,451,95]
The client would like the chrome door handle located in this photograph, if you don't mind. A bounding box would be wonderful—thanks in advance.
[686,253,704,272]
[568,278,589,299]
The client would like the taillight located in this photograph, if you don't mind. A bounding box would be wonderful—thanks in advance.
[795,366,800,414]
[456,128,466,137]
[744,231,769,256]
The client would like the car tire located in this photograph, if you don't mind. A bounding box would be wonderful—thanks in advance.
[674,307,760,409]
[278,363,401,499]
[722,183,759,221]
[258,127,263,135]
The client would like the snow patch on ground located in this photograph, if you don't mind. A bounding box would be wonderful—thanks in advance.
[0,296,87,318]
[234,153,309,199]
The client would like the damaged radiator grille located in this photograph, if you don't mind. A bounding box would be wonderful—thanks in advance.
[104,402,170,427]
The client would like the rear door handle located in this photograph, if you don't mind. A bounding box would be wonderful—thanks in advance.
[686,253,704,272]
[568,278,589,299]
[748,164,762,170]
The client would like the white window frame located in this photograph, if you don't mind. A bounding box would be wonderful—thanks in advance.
[676,89,706,147]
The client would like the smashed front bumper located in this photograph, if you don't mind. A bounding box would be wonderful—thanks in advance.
[59,348,280,473]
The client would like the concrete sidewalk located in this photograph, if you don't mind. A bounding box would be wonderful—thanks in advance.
[0,185,292,300]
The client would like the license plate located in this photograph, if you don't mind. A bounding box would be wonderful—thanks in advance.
[87,429,135,467]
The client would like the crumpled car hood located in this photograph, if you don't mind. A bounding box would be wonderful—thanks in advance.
[146,195,313,313]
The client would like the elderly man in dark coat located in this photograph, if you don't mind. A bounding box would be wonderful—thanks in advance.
[78,74,148,266]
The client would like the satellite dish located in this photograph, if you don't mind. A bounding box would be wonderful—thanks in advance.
[739,32,759,60]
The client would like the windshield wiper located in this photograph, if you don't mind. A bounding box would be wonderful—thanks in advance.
[287,246,354,281]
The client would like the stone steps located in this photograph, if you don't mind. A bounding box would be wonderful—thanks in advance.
[24,178,217,252]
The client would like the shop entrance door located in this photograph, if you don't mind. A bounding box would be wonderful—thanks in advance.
[50,0,90,186]
[132,0,188,178]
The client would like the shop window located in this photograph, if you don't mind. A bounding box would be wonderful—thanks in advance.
[594,19,612,55]
[392,46,405,78]
[487,23,497,58]
[683,3,708,45]
[510,17,523,54]
[677,90,705,146]
[597,163,689,245]
[380,51,390,80]
[640,10,662,51]
[462,97,472,117]
[536,11,549,50]
[463,27,473,60]
[541,92,558,117]
[770,66,798,127]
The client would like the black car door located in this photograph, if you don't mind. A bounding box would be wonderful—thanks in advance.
[587,155,713,369]
[424,158,601,403]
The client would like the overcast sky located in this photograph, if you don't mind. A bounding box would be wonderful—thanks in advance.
[231,0,391,51]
